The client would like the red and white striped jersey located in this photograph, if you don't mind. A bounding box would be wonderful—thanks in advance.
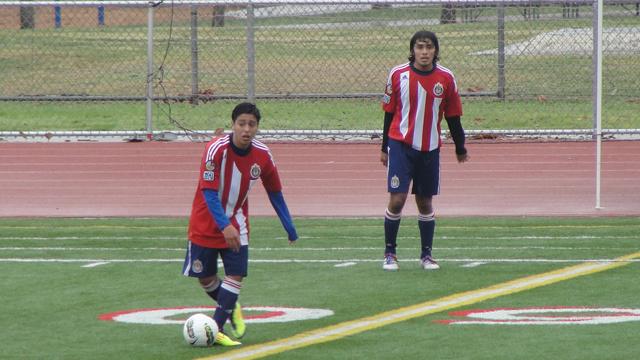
[188,134,282,248]
[382,62,462,152]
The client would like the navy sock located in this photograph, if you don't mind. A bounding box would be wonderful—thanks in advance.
[213,278,242,330]
[418,212,435,258]
[384,209,401,254]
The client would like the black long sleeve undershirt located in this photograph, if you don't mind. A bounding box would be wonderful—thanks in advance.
[445,116,467,155]
[381,112,393,153]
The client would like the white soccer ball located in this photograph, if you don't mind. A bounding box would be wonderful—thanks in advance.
[183,313,218,347]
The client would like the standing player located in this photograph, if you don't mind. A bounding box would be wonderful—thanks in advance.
[380,30,469,271]
[183,102,298,346]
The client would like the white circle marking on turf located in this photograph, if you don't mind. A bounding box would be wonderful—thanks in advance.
[100,306,334,325]
[441,307,640,325]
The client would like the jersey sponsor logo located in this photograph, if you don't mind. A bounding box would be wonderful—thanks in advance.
[390,175,400,189]
[205,160,215,171]
[433,82,444,97]
[192,259,203,273]
[250,163,261,179]
[203,171,214,181]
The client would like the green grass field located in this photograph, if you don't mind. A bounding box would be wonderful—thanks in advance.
[1,97,638,132]
[2,217,639,359]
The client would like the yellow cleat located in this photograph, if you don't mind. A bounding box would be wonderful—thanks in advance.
[214,332,242,346]
[229,302,246,339]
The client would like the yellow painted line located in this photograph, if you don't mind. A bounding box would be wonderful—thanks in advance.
[199,251,640,360]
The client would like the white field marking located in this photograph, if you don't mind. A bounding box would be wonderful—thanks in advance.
[1,234,638,243]
[442,307,640,325]
[2,224,639,232]
[0,247,184,251]
[104,306,334,325]
[462,262,488,268]
[2,258,640,264]
[0,236,181,241]
[275,235,640,241]
[2,245,636,252]
[82,262,110,268]
[199,251,640,360]
[334,262,357,268]
[253,245,637,251]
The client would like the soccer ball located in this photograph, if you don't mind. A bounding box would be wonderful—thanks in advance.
[183,313,218,347]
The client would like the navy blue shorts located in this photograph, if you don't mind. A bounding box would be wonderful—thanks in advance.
[387,139,440,196]
[182,241,249,278]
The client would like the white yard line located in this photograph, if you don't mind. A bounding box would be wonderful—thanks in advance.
[1,245,637,252]
[1,258,639,264]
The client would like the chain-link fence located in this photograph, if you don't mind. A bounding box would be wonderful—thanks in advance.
[0,0,638,140]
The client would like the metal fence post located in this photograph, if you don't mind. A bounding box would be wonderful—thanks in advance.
[246,2,256,102]
[55,1,61,29]
[146,1,154,140]
[191,5,199,105]
[497,4,506,99]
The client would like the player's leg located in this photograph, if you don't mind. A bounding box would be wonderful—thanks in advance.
[182,240,223,299]
[384,139,412,271]
[182,242,240,345]
[214,246,248,339]
[198,276,221,301]
[413,149,440,270]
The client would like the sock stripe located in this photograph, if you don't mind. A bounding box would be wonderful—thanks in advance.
[385,208,402,221]
[202,277,221,292]
[418,212,435,222]
[221,278,243,295]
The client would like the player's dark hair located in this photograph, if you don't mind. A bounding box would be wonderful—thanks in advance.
[408,30,439,64]
[231,102,261,123]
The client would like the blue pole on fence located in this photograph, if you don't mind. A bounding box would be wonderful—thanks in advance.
[98,6,105,26]
[54,6,61,28]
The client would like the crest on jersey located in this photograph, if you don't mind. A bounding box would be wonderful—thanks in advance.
[390,175,400,189]
[433,82,444,97]
[192,259,203,273]
[205,160,215,171]
[203,171,214,181]
[382,94,391,104]
[250,163,261,179]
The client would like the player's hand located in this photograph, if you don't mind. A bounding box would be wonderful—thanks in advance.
[380,151,388,167]
[456,152,470,163]
[288,229,298,245]
[222,224,241,252]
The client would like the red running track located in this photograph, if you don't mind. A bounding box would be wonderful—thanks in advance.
[0,141,638,217]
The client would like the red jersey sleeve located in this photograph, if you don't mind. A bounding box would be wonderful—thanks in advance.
[260,150,283,192]
[198,137,226,191]
[443,73,463,118]
[381,70,397,113]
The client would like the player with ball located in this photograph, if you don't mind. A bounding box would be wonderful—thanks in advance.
[182,102,298,346]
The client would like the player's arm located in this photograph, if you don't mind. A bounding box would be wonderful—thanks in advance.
[202,189,240,251]
[381,111,393,154]
[267,191,298,244]
[445,116,469,163]
[380,111,393,166]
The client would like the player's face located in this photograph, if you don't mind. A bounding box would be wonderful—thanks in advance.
[412,39,436,71]
[231,113,259,149]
